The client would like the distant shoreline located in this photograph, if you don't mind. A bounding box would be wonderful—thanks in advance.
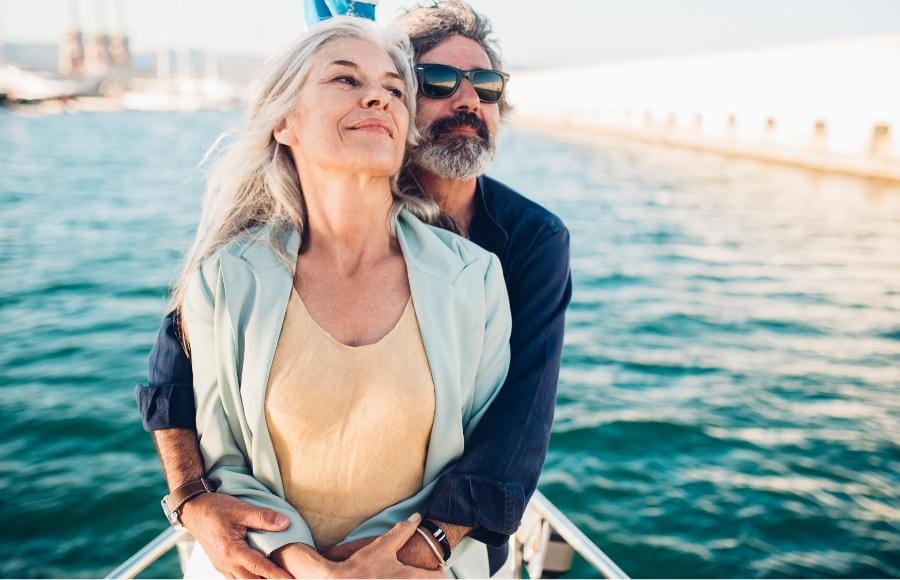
[513,115,900,184]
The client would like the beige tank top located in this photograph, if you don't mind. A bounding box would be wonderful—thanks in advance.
[264,288,436,550]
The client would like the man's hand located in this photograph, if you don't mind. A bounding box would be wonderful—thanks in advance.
[398,520,473,570]
[396,532,442,570]
[324,518,472,572]
[179,492,292,579]
[330,515,446,579]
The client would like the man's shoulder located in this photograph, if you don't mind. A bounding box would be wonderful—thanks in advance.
[481,175,568,241]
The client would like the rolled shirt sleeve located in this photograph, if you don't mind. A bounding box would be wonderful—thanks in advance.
[134,310,197,431]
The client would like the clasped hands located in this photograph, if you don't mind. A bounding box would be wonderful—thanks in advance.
[180,492,450,579]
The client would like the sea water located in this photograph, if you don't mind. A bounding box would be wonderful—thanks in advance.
[1,110,898,578]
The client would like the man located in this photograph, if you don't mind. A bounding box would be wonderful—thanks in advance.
[136,1,571,577]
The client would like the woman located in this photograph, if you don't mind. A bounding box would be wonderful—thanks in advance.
[175,16,511,579]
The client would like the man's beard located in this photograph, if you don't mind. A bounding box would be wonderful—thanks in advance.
[411,112,496,179]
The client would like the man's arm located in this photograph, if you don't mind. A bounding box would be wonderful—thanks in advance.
[152,428,203,489]
[136,310,197,431]
[425,226,572,547]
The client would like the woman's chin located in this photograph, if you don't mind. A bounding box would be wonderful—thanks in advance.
[343,153,404,177]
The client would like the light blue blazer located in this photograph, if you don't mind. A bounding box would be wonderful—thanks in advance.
[182,209,512,578]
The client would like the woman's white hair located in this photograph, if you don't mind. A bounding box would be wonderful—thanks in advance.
[170,16,438,327]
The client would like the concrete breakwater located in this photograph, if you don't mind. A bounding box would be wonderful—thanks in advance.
[509,34,900,181]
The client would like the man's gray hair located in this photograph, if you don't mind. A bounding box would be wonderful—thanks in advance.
[395,0,511,116]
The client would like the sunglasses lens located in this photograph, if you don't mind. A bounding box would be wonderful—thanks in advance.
[421,66,459,98]
[419,65,506,103]
[471,71,505,103]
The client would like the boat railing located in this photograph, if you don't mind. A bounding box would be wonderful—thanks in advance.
[106,490,628,579]
[517,491,628,579]
[105,527,193,579]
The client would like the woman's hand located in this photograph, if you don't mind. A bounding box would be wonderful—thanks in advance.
[330,514,446,579]
[324,534,441,570]
[321,537,377,561]
[270,542,334,579]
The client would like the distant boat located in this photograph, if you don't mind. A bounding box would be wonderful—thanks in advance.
[119,41,242,112]
[120,76,242,112]
[0,63,101,105]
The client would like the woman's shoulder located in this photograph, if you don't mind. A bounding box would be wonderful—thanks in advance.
[191,230,254,281]
[426,221,496,263]
[398,210,500,281]
[198,223,297,274]
[218,224,272,258]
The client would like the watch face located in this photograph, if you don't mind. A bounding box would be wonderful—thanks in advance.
[161,497,181,527]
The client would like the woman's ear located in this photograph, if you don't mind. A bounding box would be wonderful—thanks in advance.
[273,118,296,146]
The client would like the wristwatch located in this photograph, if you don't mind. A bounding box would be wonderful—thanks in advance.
[161,477,217,528]
[419,519,452,561]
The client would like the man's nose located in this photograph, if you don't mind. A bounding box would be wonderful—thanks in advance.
[450,78,481,112]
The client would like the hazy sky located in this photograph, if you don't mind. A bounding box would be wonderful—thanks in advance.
[2,0,900,68]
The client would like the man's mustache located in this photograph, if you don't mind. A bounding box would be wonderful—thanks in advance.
[427,112,491,142]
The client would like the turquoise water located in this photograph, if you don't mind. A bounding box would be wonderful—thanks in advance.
[1,110,898,578]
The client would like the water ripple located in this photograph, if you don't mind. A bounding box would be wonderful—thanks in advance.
[2,113,899,578]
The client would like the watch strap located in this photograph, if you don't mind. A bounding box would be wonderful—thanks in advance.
[419,519,452,561]
[164,477,216,515]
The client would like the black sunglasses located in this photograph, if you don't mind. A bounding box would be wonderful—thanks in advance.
[415,64,509,104]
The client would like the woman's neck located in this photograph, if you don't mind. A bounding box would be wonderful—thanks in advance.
[298,167,397,274]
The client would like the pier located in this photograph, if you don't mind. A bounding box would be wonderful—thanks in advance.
[510,34,900,182]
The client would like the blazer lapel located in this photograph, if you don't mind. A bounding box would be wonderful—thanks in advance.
[222,226,299,496]
[396,211,478,483]
[222,213,478,492]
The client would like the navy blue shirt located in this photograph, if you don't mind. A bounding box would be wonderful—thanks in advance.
[136,175,571,573]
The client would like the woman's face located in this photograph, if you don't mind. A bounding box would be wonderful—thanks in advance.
[275,37,410,178]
